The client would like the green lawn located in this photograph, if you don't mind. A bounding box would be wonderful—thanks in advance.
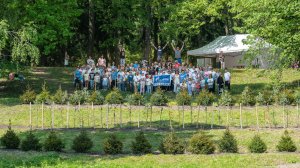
[0,67,299,106]
[1,129,300,167]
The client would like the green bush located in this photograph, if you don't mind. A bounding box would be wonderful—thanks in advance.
[35,82,51,104]
[189,131,215,154]
[44,131,64,152]
[52,86,68,105]
[0,122,20,149]
[20,85,36,104]
[103,134,123,155]
[159,132,185,154]
[150,87,168,106]
[279,90,294,105]
[218,90,233,106]
[72,130,93,153]
[196,90,215,106]
[241,86,255,106]
[89,91,105,105]
[276,130,297,152]
[21,131,42,151]
[176,90,192,106]
[127,93,144,105]
[131,131,152,154]
[294,89,300,104]
[105,88,124,104]
[69,88,89,105]
[218,129,238,153]
[248,135,267,153]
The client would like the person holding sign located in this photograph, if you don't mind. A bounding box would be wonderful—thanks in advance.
[151,42,168,62]
[171,40,184,65]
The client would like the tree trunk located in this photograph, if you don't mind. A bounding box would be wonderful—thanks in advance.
[88,0,95,57]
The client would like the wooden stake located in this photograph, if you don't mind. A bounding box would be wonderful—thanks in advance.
[190,106,193,125]
[218,106,221,126]
[119,104,122,128]
[92,102,95,128]
[169,108,172,130]
[255,104,259,130]
[240,103,243,129]
[67,102,70,129]
[205,106,208,125]
[150,106,153,128]
[100,106,103,128]
[211,107,214,129]
[79,102,82,128]
[197,105,200,128]
[42,102,44,130]
[182,106,185,129]
[226,106,229,128]
[160,107,163,127]
[297,104,299,128]
[29,102,32,129]
[138,101,140,128]
[129,104,132,126]
[283,104,286,128]
[51,102,54,129]
[106,104,109,129]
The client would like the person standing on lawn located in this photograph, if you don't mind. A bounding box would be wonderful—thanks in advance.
[171,41,184,65]
[217,73,224,95]
[224,68,231,90]
[118,42,126,66]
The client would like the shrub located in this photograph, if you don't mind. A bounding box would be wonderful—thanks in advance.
[44,131,64,152]
[276,130,297,152]
[256,90,274,105]
[218,129,238,153]
[279,90,294,105]
[189,131,215,154]
[72,130,93,153]
[294,89,300,104]
[21,131,42,151]
[69,88,89,105]
[127,93,144,105]
[219,90,233,106]
[0,121,20,149]
[196,90,215,106]
[89,91,105,105]
[103,134,123,155]
[35,82,51,104]
[150,87,168,106]
[105,88,124,104]
[176,90,192,106]
[20,85,36,104]
[159,132,185,154]
[248,135,267,153]
[52,86,68,105]
[131,131,152,154]
[241,86,255,106]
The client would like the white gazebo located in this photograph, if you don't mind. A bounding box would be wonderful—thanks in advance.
[187,34,267,68]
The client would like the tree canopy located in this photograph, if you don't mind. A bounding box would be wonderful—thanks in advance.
[0,0,299,67]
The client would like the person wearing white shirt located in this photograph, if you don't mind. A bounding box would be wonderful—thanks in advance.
[133,72,141,93]
[224,68,231,90]
[207,75,214,92]
[146,76,152,94]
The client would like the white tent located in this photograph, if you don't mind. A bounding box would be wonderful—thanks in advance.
[187,34,250,56]
[187,34,252,68]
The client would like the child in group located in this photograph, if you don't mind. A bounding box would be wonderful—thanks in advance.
[140,73,146,95]
[200,77,206,91]
[187,78,193,96]
[102,75,109,90]
[94,72,100,90]
[146,75,152,94]
[84,71,89,88]
[89,69,95,89]
[207,74,214,93]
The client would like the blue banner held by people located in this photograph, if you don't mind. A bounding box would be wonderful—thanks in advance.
[180,73,187,83]
[153,75,171,86]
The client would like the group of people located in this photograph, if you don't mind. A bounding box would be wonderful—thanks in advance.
[73,41,231,95]
[73,58,231,96]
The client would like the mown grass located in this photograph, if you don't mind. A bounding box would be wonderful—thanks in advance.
[0,104,298,130]
[1,151,300,168]
[0,67,299,106]
[2,129,300,167]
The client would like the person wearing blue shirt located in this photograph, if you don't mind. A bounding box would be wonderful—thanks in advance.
[111,70,118,89]
[127,72,134,92]
[74,67,82,90]
[133,61,139,70]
